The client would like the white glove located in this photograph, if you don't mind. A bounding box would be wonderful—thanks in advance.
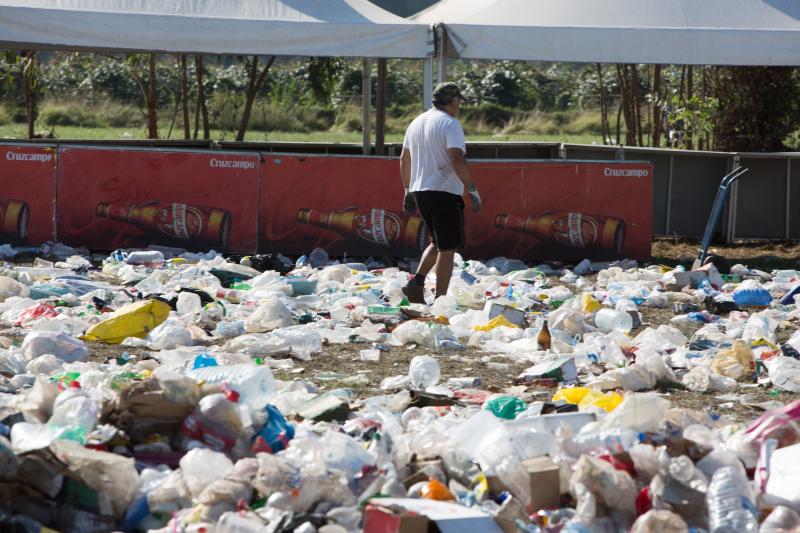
[468,185,481,212]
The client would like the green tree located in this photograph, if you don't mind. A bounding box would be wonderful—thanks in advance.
[714,67,800,152]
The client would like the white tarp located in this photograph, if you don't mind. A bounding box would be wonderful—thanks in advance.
[414,0,800,65]
[0,0,432,58]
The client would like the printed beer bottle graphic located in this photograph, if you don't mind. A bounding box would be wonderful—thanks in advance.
[0,200,29,243]
[297,206,427,257]
[96,201,231,248]
[494,212,626,254]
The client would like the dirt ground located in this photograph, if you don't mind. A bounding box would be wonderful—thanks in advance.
[13,238,800,426]
[652,237,800,270]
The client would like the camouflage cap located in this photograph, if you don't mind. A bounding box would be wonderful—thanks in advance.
[432,82,471,105]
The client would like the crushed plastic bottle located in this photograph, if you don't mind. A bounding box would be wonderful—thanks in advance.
[188,364,277,410]
[408,355,441,389]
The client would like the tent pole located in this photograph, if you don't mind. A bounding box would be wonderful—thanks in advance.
[423,57,433,110]
[376,58,387,155]
[362,58,372,155]
[437,26,448,83]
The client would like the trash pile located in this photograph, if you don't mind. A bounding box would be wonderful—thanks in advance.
[0,245,800,532]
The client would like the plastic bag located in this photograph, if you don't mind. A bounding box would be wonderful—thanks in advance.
[630,510,688,533]
[596,392,670,433]
[244,297,294,332]
[21,330,89,363]
[570,455,637,527]
[0,276,29,302]
[392,320,434,347]
[50,439,139,517]
[180,393,244,451]
[179,448,234,499]
[485,396,527,420]
[710,340,754,380]
[765,356,800,393]
[126,318,193,350]
[682,366,737,393]
[271,327,323,360]
[553,387,622,412]
[252,404,295,453]
[474,315,520,332]
[84,299,171,344]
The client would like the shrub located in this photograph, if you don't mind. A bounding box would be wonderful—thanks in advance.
[208,91,244,132]
[332,103,364,133]
[96,101,141,128]
[460,102,513,129]
[0,106,10,126]
[39,101,104,127]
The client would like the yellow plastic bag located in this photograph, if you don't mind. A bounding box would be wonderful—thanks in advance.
[553,387,590,404]
[553,387,623,412]
[580,389,623,412]
[580,293,602,313]
[474,315,520,331]
[84,299,171,344]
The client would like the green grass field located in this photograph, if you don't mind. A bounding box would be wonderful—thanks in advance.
[0,123,602,145]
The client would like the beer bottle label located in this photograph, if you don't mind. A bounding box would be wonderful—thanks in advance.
[156,203,204,240]
[354,209,401,247]
[553,213,600,249]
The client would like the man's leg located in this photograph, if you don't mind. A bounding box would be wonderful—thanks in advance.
[403,243,437,304]
[434,250,455,298]
[415,243,438,280]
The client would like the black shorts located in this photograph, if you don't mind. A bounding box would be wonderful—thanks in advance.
[413,190,465,252]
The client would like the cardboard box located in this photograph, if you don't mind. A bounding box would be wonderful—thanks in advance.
[522,456,561,512]
[487,456,561,513]
[364,498,504,533]
[402,456,445,489]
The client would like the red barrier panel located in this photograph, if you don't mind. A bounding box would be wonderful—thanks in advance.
[58,148,259,253]
[260,155,652,261]
[0,144,57,245]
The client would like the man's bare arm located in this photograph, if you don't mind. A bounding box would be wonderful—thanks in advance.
[447,147,481,212]
[400,147,411,189]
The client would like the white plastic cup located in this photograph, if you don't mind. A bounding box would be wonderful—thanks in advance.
[595,308,633,333]
[359,349,380,362]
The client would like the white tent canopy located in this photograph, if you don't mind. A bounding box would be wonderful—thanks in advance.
[0,0,432,58]
[414,0,800,65]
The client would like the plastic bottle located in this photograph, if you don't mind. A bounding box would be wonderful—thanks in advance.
[125,250,165,266]
[572,427,640,455]
[760,506,800,533]
[188,364,277,410]
[47,381,99,443]
[215,288,242,304]
[216,512,266,533]
[706,466,758,533]
[408,355,441,389]
[595,308,633,333]
[732,287,772,307]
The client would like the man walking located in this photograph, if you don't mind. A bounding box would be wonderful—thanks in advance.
[400,82,481,304]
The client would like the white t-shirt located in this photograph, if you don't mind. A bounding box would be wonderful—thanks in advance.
[403,108,467,196]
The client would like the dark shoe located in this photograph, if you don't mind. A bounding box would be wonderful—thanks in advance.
[402,279,426,304]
